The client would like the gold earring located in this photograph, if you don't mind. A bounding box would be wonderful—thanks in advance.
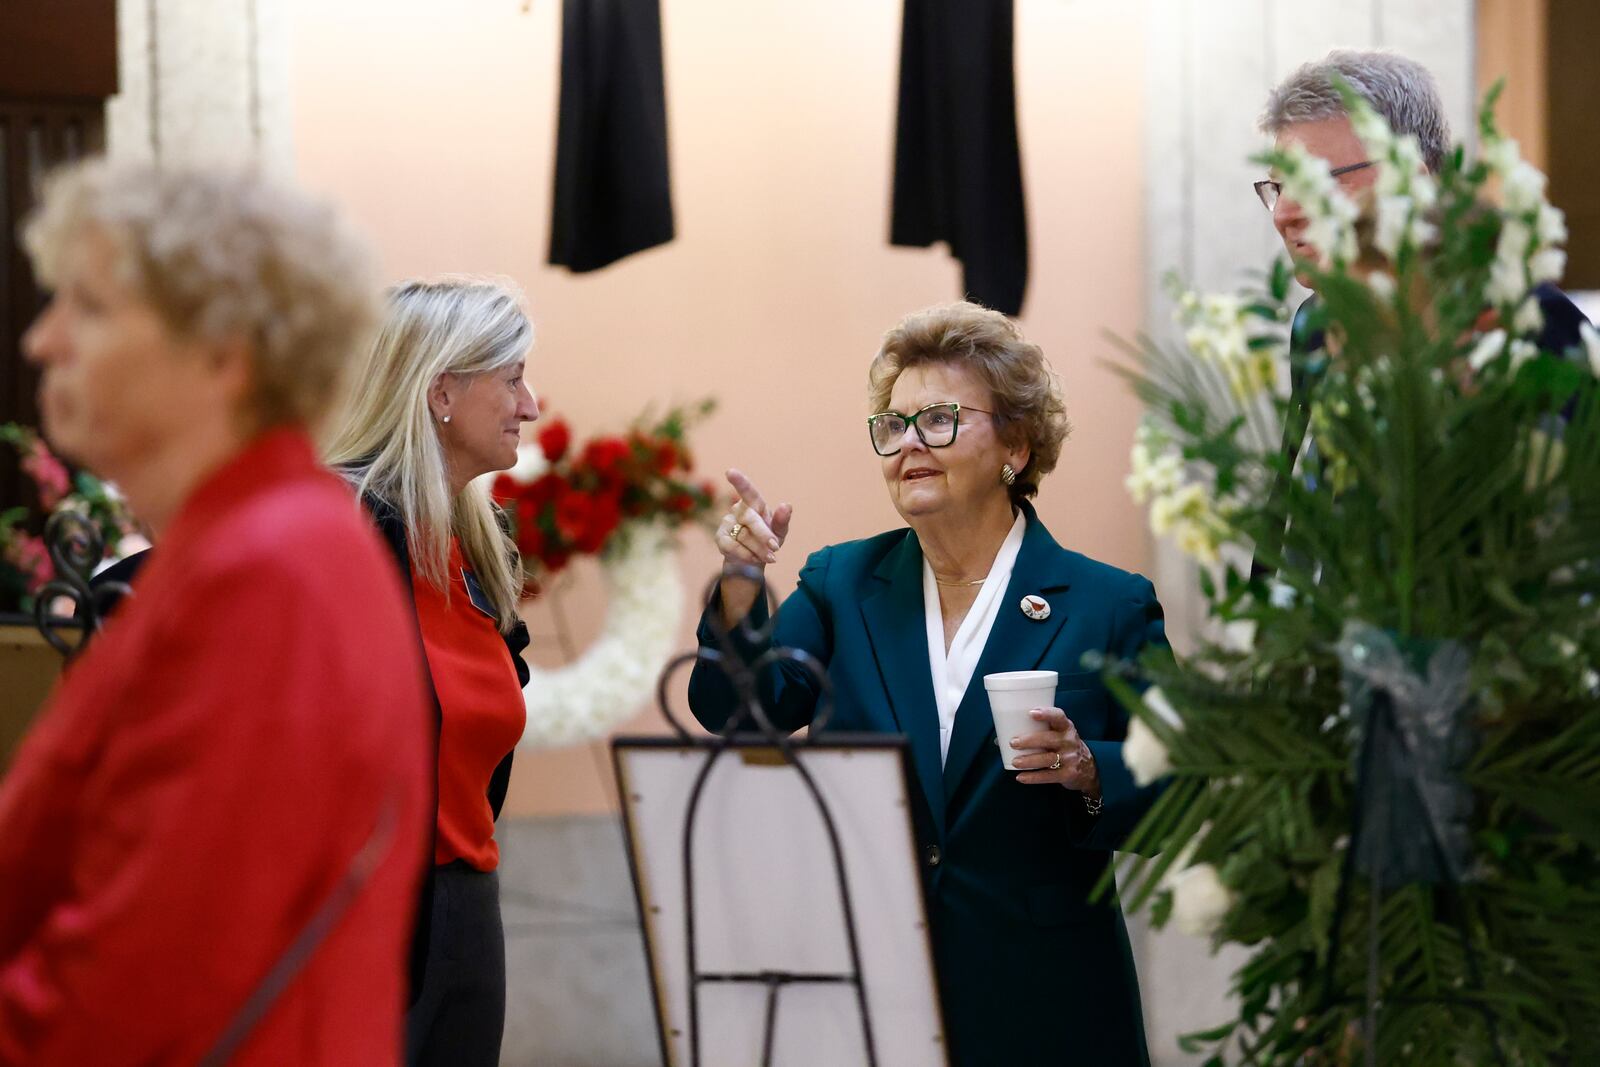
[1000,463,1016,486]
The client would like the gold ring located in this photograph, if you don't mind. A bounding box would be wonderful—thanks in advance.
[729,522,744,540]
[1049,751,1063,771]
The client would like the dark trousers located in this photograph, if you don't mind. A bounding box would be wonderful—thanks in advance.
[406,862,506,1067]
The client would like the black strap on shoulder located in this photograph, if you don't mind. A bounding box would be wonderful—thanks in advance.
[197,793,401,1067]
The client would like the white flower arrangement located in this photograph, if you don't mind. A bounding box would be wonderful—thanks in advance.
[1167,862,1237,938]
[1124,685,1182,787]
[1582,323,1600,378]
[1276,144,1361,268]
[518,521,683,748]
[1477,133,1568,327]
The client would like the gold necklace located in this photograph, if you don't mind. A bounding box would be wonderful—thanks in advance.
[934,576,986,587]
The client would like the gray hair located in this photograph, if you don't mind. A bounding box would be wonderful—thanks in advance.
[1260,49,1450,173]
[24,159,379,431]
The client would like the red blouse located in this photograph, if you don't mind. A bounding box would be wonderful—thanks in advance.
[411,539,526,870]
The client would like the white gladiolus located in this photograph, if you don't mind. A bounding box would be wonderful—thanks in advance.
[1406,167,1439,212]
[1144,685,1183,727]
[1581,322,1600,378]
[1172,286,1281,401]
[1503,160,1549,214]
[1467,329,1508,372]
[1150,482,1205,536]
[1525,429,1565,491]
[1174,521,1222,565]
[1279,146,1360,265]
[1513,297,1546,337]
[1350,102,1392,150]
[1482,136,1521,175]
[1124,718,1171,787]
[1366,272,1397,301]
[1498,218,1532,261]
[1373,195,1439,261]
[1528,247,1566,286]
[1374,196,1411,260]
[1536,203,1569,246]
[1509,340,1540,371]
[1126,442,1183,506]
[1124,686,1183,787]
[1169,863,1237,937]
[1486,256,1526,308]
[1182,294,1250,366]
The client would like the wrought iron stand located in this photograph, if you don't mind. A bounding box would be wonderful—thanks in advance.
[639,565,882,1067]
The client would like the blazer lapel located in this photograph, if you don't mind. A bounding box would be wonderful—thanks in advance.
[942,508,1076,800]
[858,531,947,833]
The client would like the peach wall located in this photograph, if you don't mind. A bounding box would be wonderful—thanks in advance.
[1476,0,1548,171]
[287,0,1149,816]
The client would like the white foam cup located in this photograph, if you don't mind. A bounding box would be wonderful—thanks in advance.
[982,670,1058,770]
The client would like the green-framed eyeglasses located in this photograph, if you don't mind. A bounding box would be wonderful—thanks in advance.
[866,401,994,457]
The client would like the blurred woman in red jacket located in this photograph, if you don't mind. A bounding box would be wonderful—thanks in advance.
[326,278,538,1067]
[0,161,434,1066]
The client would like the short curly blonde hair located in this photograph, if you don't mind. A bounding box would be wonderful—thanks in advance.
[23,159,379,431]
[868,302,1071,502]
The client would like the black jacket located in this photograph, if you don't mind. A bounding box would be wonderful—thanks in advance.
[891,0,1027,315]
[548,0,674,272]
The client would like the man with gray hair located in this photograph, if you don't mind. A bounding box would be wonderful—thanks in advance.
[1251,49,1589,573]
[1258,49,1448,287]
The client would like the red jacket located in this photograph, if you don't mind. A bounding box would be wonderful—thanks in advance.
[0,429,433,1066]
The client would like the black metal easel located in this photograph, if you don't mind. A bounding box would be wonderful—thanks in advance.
[31,508,130,660]
[634,565,883,1067]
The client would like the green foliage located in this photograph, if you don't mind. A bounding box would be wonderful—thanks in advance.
[1114,93,1600,1065]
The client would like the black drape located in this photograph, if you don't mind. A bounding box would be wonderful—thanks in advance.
[548,0,674,272]
[891,0,1028,315]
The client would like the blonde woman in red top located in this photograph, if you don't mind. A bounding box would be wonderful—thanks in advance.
[325,279,537,1067]
[0,162,434,1065]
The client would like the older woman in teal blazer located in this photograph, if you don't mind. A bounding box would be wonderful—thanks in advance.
[688,302,1166,1067]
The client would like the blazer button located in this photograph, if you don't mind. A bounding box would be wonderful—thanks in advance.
[926,845,942,867]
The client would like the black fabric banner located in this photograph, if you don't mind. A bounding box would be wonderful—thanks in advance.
[548,0,675,273]
[890,0,1028,316]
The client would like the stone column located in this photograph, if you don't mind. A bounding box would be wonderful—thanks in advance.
[107,0,292,170]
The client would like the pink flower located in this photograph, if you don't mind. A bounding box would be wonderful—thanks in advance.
[4,534,53,595]
[21,440,70,511]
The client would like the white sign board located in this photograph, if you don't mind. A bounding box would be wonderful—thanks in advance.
[613,737,948,1067]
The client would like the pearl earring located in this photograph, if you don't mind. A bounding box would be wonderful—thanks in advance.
[442,414,452,424]
[1000,463,1016,486]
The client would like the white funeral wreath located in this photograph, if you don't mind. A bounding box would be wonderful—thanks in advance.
[508,448,686,748]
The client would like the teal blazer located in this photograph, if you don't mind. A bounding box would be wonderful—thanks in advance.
[688,502,1165,1067]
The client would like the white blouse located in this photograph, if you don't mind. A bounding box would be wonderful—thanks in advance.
[922,510,1027,765]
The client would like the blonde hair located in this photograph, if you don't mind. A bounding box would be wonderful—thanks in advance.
[23,158,378,432]
[324,278,532,631]
[868,302,1071,502]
